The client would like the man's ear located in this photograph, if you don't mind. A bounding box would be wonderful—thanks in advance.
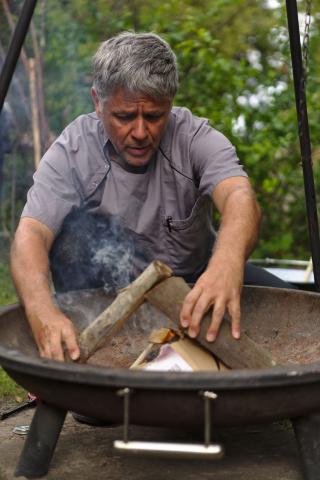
[91,87,102,117]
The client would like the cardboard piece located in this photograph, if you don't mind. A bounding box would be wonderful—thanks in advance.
[139,337,229,372]
[171,338,219,371]
[143,345,193,372]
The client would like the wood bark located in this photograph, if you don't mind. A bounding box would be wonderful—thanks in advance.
[30,20,50,152]
[28,58,41,169]
[145,277,278,369]
[79,261,172,362]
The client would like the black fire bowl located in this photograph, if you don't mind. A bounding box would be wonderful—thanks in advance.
[1,285,320,479]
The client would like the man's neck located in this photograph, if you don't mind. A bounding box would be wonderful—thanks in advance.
[107,141,152,174]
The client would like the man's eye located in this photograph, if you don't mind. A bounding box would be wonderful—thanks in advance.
[145,114,162,121]
[114,113,135,121]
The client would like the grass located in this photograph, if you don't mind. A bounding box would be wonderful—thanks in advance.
[0,369,25,399]
[0,261,17,305]
[0,246,25,401]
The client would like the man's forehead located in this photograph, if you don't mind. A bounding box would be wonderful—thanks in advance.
[104,88,171,111]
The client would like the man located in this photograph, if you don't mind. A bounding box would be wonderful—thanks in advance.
[11,32,282,362]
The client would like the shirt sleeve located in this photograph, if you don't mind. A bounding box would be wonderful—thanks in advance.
[21,139,82,235]
[190,121,248,196]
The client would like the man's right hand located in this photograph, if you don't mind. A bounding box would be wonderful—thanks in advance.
[28,308,80,361]
[11,217,80,362]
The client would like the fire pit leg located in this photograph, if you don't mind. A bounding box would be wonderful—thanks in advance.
[15,402,67,479]
[291,413,320,480]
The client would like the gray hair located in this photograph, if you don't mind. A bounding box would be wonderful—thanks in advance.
[92,32,179,104]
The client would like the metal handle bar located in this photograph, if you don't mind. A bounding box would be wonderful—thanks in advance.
[113,388,224,460]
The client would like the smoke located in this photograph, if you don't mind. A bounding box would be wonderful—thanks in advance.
[51,210,170,366]
[93,242,133,293]
[56,288,171,349]
[50,208,152,294]
[55,289,114,331]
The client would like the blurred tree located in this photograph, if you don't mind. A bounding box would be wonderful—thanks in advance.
[1,0,320,260]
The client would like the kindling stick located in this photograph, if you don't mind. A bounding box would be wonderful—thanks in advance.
[145,277,278,369]
[78,261,172,362]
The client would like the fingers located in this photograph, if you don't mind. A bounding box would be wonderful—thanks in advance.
[180,286,212,338]
[48,337,65,361]
[37,329,65,361]
[188,294,213,338]
[180,286,203,329]
[180,284,241,342]
[228,297,241,340]
[206,299,226,342]
[34,316,80,361]
[206,297,241,341]
[62,326,80,361]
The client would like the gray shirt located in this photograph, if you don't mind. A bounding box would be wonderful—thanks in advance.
[22,107,247,277]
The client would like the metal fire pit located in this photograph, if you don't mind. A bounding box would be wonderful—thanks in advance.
[1,285,320,479]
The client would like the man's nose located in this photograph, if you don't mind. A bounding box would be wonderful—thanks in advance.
[131,117,148,141]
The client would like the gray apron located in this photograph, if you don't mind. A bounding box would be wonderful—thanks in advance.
[50,146,216,292]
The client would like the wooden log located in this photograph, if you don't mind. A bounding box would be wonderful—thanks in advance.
[145,277,277,369]
[78,261,172,362]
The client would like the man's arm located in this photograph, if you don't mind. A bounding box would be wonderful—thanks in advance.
[180,176,261,341]
[11,217,80,361]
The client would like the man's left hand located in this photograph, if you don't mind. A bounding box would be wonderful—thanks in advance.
[180,255,244,342]
[180,176,260,343]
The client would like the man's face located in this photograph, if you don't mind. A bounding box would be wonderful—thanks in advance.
[92,88,172,166]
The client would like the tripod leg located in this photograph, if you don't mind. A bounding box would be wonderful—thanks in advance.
[15,402,67,479]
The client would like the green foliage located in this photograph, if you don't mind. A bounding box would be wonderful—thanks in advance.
[2,0,320,260]
[0,262,17,306]
[42,2,93,129]
[1,150,34,239]
[0,238,17,305]
[62,0,320,259]
[0,245,21,399]
[0,368,25,398]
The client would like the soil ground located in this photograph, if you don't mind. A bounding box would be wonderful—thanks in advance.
[0,400,303,480]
